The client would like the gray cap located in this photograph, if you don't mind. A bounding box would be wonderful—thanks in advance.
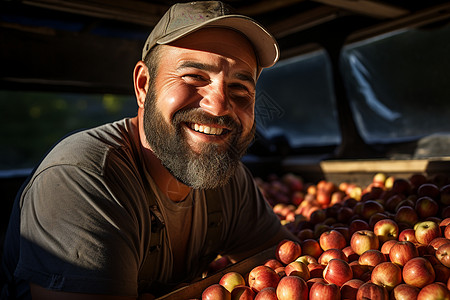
[142,1,279,68]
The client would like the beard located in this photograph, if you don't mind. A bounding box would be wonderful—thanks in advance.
[143,88,255,190]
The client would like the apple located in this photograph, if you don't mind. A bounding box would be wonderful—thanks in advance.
[264,259,284,270]
[436,242,450,268]
[358,249,386,270]
[323,258,353,287]
[370,262,402,292]
[220,272,246,293]
[254,287,277,300]
[349,261,370,280]
[385,194,405,212]
[434,263,450,283]
[360,200,385,221]
[446,224,450,239]
[306,277,326,289]
[301,239,323,259]
[319,230,346,251]
[402,257,435,288]
[356,282,388,300]
[389,241,419,267]
[318,248,347,265]
[276,239,302,265]
[415,196,439,219]
[276,275,308,300]
[427,237,450,255]
[309,281,340,300]
[417,183,440,199]
[390,284,420,300]
[373,219,399,243]
[391,178,412,195]
[274,266,286,278]
[310,209,327,225]
[415,221,441,245]
[398,228,418,243]
[202,284,232,300]
[350,230,379,256]
[395,206,419,228]
[307,262,325,278]
[340,279,363,300]
[440,184,450,206]
[230,285,255,300]
[284,261,310,281]
[295,255,317,266]
[342,245,359,262]
[380,239,397,258]
[417,282,450,300]
[349,219,370,236]
[248,266,280,293]
[297,229,314,241]
[333,226,350,243]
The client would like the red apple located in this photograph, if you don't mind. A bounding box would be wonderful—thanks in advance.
[297,229,314,241]
[391,178,412,195]
[202,284,232,300]
[389,241,419,267]
[371,262,402,292]
[264,259,284,270]
[248,266,280,293]
[436,242,450,268]
[415,196,439,219]
[254,287,277,300]
[417,183,440,199]
[398,228,418,243]
[349,219,370,236]
[356,282,388,300]
[440,184,450,206]
[276,239,302,265]
[307,262,325,278]
[440,218,450,231]
[349,261,370,281]
[427,237,450,255]
[402,257,435,288]
[318,248,347,265]
[274,266,286,278]
[358,249,386,270]
[350,230,379,256]
[417,282,450,300]
[220,272,246,293]
[446,224,450,239]
[385,194,405,212]
[342,245,359,262]
[301,239,323,259]
[284,261,310,281]
[373,218,399,243]
[360,200,385,221]
[276,275,308,300]
[333,226,350,243]
[415,221,441,245]
[320,230,346,251]
[309,281,340,300]
[380,239,397,258]
[433,263,450,283]
[230,285,255,300]
[395,206,419,228]
[340,279,364,300]
[390,284,420,300]
[323,258,353,287]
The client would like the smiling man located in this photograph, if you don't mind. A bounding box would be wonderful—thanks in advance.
[1,1,297,299]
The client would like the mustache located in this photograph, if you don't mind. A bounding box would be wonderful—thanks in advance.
[172,108,242,132]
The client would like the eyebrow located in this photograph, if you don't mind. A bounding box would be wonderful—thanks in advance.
[177,61,256,88]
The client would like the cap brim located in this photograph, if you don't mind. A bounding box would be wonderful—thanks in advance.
[155,15,279,68]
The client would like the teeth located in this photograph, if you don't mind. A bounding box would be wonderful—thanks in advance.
[190,123,224,135]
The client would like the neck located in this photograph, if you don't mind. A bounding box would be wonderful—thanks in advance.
[132,117,191,202]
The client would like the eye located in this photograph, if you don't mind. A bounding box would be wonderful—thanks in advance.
[183,74,209,85]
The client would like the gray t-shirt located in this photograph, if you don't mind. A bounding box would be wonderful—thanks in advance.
[3,118,281,298]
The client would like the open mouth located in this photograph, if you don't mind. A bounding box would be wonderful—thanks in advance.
[188,123,230,136]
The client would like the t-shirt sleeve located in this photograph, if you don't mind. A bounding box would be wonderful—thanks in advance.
[219,163,282,256]
[15,161,147,296]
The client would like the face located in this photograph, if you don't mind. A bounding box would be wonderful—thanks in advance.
[143,28,258,189]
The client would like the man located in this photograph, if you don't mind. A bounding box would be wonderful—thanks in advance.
[1,1,297,299]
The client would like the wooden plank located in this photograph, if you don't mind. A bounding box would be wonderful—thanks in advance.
[312,0,409,19]
[156,246,276,300]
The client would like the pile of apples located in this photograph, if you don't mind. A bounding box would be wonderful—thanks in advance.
[200,172,450,299]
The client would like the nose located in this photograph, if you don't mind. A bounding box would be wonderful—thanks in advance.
[199,83,232,116]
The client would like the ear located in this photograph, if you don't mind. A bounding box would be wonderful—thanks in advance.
[133,61,150,109]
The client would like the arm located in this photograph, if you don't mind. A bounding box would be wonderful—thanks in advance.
[31,284,155,300]
[227,225,299,263]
